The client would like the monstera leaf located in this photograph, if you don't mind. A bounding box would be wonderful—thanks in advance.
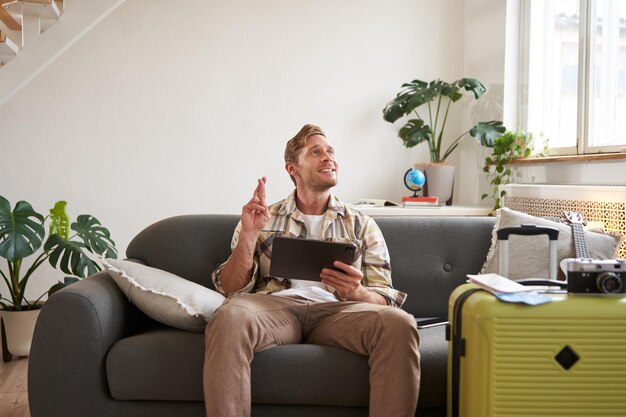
[48,277,80,297]
[440,82,463,102]
[470,121,507,147]
[398,119,432,148]
[49,201,70,240]
[71,215,117,259]
[457,78,487,99]
[44,235,100,278]
[0,196,45,262]
[383,79,431,123]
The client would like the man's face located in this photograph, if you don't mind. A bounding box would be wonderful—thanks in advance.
[289,135,338,192]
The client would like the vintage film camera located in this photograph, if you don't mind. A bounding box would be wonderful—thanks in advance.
[567,258,626,294]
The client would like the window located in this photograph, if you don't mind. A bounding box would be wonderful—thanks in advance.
[521,0,626,155]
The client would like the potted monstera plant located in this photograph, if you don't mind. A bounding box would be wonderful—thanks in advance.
[0,195,117,361]
[383,78,505,204]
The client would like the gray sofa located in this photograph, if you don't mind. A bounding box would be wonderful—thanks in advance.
[29,214,496,417]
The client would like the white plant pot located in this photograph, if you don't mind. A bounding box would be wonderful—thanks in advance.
[415,163,455,205]
[0,307,41,358]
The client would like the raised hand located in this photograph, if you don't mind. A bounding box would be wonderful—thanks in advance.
[241,177,270,236]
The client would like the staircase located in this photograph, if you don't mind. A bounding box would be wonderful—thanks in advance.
[0,0,125,107]
[0,0,64,66]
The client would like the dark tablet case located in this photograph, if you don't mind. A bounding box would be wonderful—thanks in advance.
[269,237,356,281]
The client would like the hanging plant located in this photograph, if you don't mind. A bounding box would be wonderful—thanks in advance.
[481,131,536,210]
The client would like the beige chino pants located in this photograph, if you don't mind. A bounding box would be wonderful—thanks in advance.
[203,293,420,417]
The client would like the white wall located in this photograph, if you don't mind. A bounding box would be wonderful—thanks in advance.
[0,0,465,299]
[451,0,508,206]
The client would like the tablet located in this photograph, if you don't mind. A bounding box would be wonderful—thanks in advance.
[269,237,357,281]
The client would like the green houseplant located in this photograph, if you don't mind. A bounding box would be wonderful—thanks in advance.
[481,130,539,210]
[382,78,506,162]
[0,196,117,311]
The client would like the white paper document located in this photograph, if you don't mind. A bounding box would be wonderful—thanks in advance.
[467,273,531,294]
[467,274,554,305]
[274,286,339,303]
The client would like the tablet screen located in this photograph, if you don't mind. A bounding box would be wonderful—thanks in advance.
[269,237,356,281]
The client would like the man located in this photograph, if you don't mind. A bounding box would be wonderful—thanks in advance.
[204,124,420,417]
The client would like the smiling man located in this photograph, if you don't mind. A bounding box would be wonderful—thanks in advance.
[203,124,420,417]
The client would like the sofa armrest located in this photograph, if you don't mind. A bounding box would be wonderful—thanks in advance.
[28,271,133,417]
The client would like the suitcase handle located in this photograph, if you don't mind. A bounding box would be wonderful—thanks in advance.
[497,225,560,280]
[497,224,559,240]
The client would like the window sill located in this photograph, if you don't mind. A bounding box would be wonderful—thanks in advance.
[508,152,626,165]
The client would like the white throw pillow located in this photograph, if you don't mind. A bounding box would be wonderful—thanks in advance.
[481,208,624,280]
[103,259,225,332]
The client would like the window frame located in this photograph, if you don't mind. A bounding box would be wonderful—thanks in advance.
[517,0,626,156]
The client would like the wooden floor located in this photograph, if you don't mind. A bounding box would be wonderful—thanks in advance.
[0,351,30,417]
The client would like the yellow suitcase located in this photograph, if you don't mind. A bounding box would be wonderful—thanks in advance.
[447,283,626,417]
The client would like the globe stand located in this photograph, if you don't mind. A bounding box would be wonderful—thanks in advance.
[403,168,425,198]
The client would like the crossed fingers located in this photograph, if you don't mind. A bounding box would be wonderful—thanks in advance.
[246,177,268,215]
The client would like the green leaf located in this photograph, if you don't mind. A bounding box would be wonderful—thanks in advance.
[382,79,436,123]
[0,196,45,262]
[436,80,463,102]
[406,84,437,111]
[48,276,80,297]
[44,235,100,278]
[403,79,429,90]
[49,201,70,240]
[456,78,487,99]
[440,82,459,98]
[382,93,410,123]
[398,119,432,148]
[469,121,506,147]
[71,215,117,258]
[481,193,488,200]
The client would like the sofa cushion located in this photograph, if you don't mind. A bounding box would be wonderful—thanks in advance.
[103,259,225,332]
[481,208,623,280]
[105,324,447,408]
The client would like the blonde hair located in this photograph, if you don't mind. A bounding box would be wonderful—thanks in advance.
[284,124,326,185]
[284,124,326,163]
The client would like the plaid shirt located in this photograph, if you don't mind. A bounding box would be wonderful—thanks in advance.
[212,191,407,308]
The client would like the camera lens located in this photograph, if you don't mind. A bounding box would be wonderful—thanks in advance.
[596,272,623,294]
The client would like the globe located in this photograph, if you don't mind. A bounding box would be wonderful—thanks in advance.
[403,168,426,197]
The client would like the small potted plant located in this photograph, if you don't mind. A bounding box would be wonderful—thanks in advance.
[383,78,505,203]
[0,195,117,361]
[481,130,547,211]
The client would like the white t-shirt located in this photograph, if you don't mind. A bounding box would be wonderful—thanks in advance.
[303,214,325,239]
